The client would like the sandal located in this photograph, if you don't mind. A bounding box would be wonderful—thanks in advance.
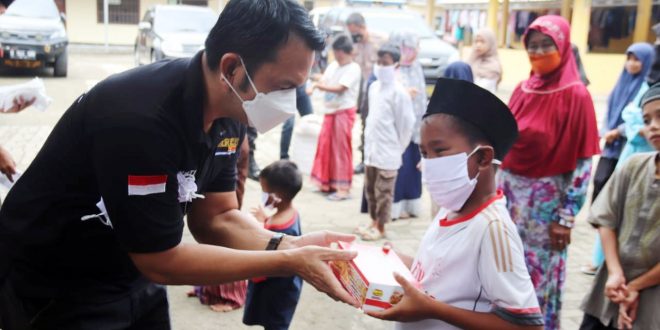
[353,224,374,235]
[327,192,351,201]
[361,228,385,241]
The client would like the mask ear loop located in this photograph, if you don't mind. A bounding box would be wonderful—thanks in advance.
[221,73,245,102]
[468,145,502,165]
[238,56,259,95]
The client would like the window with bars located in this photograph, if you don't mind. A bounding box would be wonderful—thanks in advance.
[96,0,139,24]
[181,0,208,6]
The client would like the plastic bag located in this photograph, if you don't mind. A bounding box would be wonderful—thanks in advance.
[0,78,52,112]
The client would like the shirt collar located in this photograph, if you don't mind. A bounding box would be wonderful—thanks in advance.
[182,51,206,145]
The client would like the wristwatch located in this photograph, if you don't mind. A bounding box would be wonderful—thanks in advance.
[266,232,286,250]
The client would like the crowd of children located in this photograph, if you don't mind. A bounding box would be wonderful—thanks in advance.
[184,14,660,330]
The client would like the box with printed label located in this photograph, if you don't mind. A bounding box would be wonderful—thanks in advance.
[332,241,417,312]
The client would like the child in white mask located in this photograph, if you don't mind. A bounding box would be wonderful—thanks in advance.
[366,78,543,330]
[358,43,415,241]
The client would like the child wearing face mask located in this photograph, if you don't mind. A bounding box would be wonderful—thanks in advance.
[244,160,303,330]
[357,43,415,241]
[366,78,543,330]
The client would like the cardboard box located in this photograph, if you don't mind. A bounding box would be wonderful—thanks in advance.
[333,241,417,311]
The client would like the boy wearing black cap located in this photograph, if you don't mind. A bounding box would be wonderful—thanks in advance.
[367,78,543,329]
[359,43,415,241]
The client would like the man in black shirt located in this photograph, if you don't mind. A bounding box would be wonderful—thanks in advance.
[0,1,357,329]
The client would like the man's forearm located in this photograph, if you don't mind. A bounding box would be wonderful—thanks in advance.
[131,243,293,285]
[190,209,276,250]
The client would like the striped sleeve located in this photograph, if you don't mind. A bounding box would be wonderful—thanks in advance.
[478,208,544,326]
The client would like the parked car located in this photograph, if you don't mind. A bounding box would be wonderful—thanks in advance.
[0,0,68,77]
[315,6,458,89]
[134,5,217,66]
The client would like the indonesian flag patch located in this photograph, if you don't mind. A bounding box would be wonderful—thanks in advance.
[128,175,167,196]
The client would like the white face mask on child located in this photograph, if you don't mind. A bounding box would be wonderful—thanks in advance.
[261,191,281,211]
[422,146,500,212]
[374,64,397,84]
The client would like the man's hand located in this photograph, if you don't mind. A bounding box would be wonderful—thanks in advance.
[4,96,35,113]
[0,146,17,182]
[286,245,359,307]
[367,273,436,322]
[603,129,620,144]
[617,284,640,330]
[549,222,571,251]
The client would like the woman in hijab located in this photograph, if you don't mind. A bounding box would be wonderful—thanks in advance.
[582,42,655,276]
[388,30,427,220]
[497,16,600,329]
[593,43,654,200]
[468,28,502,93]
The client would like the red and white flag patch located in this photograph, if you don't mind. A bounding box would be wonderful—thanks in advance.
[128,175,167,196]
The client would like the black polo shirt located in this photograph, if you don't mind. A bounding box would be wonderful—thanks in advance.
[0,52,245,302]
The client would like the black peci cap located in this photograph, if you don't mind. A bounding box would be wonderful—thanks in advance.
[424,78,519,159]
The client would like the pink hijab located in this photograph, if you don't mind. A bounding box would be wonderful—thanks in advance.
[468,28,502,81]
[501,15,600,178]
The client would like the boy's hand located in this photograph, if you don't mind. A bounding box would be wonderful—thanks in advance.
[288,230,356,249]
[617,285,640,330]
[0,146,17,182]
[366,273,436,322]
[249,205,269,223]
[407,87,418,99]
[549,222,571,251]
[603,129,620,144]
[604,271,626,302]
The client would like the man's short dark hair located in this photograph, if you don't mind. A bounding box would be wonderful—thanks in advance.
[346,12,366,27]
[378,43,401,63]
[205,0,325,74]
[259,160,303,202]
[332,34,353,54]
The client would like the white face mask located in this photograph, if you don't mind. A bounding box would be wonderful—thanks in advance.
[221,57,297,133]
[374,64,396,84]
[422,146,500,212]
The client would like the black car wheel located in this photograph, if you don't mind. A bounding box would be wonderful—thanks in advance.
[53,49,68,77]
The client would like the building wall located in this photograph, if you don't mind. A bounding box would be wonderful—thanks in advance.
[66,0,222,46]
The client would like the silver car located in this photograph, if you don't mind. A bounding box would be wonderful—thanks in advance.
[316,6,459,89]
[0,0,68,77]
[134,5,217,66]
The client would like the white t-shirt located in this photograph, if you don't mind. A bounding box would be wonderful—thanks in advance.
[364,81,415,171]
[320,61,361,114]
[396,192,543,330]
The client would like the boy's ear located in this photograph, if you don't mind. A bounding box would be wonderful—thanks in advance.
[477,146,496,169]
